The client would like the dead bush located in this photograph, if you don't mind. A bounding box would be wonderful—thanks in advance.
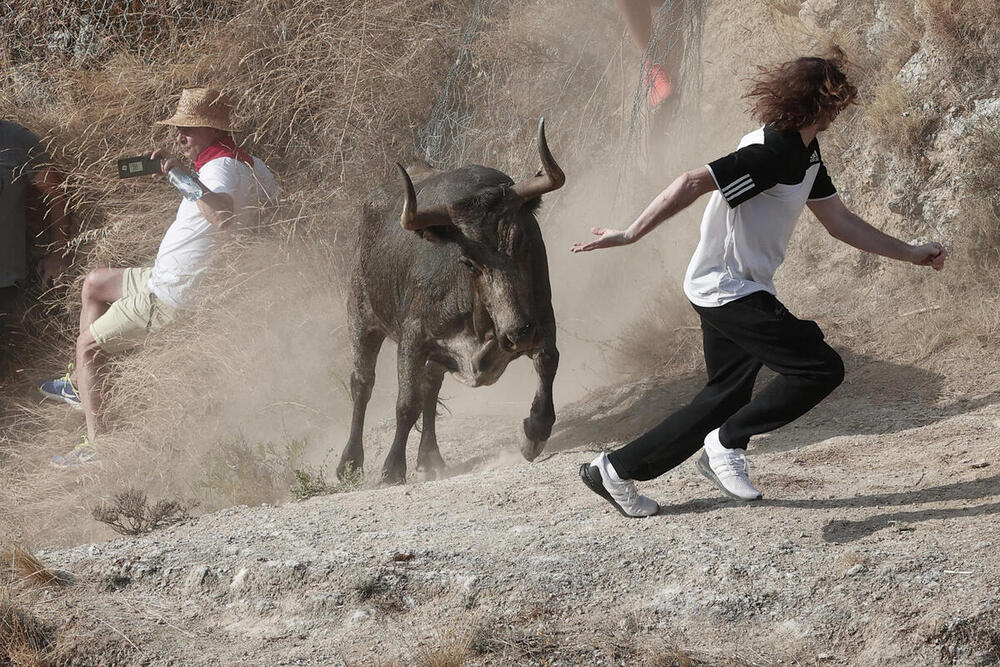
[91,488,194,536]
[0,546,69,589]
[0,594,54,666]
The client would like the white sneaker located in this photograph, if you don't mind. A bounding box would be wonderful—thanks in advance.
[579,452,659,518]
[697,428,762,501]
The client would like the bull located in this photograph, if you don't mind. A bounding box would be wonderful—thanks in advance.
[337,119,565,485]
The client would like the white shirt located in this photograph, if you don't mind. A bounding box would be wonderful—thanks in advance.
[148,155,277,309]
[683,125,837,308]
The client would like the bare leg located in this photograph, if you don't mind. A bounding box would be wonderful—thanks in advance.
[337,327,384,480]
[74,268,125,441]
[415,362,447,479]
[79,268,125,337]
[75,329,104,442]
[616,0,655,50]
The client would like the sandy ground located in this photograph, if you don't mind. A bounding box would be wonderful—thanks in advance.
[31,351,1000,665]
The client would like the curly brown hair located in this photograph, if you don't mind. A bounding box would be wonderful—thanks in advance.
[744,47,858,131]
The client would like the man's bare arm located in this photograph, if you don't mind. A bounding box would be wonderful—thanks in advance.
[571,166,717,252]
[152,149,235,228]
[191,187,235,228]
[807,195,947,270]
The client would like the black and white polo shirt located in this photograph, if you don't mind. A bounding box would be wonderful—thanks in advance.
[683,124,838,308]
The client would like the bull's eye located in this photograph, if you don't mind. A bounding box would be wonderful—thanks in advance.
[460,257,481,275]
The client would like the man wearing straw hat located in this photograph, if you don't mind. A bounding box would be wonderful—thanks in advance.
[39,87,278,467]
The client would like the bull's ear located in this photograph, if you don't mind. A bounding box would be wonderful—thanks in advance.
[396,163,454,231]
[510,118,565,205]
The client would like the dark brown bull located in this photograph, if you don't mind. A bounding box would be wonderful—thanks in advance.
[337,119,565,484]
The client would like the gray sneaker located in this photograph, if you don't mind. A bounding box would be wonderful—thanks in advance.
[50,437,98,469]
[579,452,659,518]
[697,429,762,501]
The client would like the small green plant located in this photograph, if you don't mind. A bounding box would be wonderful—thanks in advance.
[92,488,195,536]
[196,434,309,506]
[290,456,364,500]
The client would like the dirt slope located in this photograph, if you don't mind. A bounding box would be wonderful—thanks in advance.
[31,356,1000,665]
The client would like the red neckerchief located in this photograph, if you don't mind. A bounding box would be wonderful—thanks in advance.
[194,137,253,171]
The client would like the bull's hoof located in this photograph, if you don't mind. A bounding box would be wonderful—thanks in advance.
[415,463,447,482]
[380,467,407,486]
[415,467,438,482]
[520,435,547,462]
[416,450,447,482]
[521,417,551,461]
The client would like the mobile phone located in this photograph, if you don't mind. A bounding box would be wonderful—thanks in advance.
[116,156,162,178]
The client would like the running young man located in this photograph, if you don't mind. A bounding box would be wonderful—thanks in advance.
[571,49,947,517]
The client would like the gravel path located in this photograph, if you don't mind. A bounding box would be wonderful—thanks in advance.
[32,368,1000,665]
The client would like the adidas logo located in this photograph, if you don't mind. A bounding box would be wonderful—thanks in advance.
[809,150,820,164]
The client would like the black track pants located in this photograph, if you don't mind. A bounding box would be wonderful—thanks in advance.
[608,291,844,482]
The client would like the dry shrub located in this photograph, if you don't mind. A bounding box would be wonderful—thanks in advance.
[0,595,54,667]
[417,621,477,667]
[0,545,69,590]
[614,287,702,377]
[91,488,194,536]
[194,434,310,508]
[919,0,1000,91]
[0,546,62,666]
[863,80,936,160]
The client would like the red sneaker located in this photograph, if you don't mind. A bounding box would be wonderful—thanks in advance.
[643,62,674,107]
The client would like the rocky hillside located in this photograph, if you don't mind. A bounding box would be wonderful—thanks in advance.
[19,370,1000,664]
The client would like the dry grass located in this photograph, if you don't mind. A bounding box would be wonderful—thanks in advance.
[0,546,65,665]
[416,623,476,667]
[1,545,70,590]
[0,595,53,667]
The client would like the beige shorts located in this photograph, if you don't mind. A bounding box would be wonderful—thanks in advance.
[90,267,178,354]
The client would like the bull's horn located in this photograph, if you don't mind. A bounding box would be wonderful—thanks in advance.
[396,163,452,231]
[510,118,566,203]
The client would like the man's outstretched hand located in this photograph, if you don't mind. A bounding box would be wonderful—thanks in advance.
[911,242,948,271]
[570,227,632,253]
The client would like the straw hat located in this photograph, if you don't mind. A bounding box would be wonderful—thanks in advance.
[156,87,234,131]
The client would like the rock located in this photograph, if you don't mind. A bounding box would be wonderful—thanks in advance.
[183,565,210,594]
[230,567,250,592]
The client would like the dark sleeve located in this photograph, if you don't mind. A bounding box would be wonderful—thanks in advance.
[706,143,784,208]
[4,124,50,177]
[807,162,837,200]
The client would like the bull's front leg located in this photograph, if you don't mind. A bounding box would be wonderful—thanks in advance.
[416,362,447,480]
[381,333,427,485]
[337,327,385,480]
[522,341,558,462]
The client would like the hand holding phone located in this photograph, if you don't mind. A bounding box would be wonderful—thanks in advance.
[116,156,162,178]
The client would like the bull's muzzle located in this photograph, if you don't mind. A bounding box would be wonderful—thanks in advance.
[498,322,536,353]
